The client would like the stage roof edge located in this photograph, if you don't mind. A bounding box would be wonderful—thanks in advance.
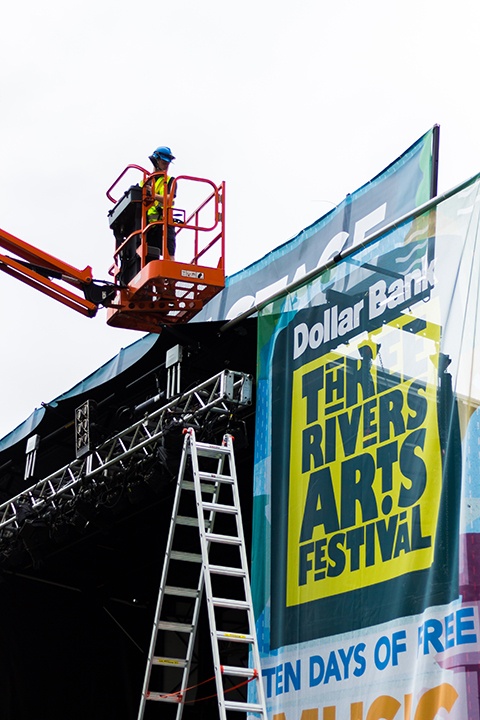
[0,332,159,452]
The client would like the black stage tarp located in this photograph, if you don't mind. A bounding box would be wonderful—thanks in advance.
[0,319,257,720]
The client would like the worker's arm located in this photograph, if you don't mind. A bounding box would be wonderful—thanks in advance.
[145,176,175,205]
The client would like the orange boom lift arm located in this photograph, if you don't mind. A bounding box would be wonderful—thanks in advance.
[0,226,111,317]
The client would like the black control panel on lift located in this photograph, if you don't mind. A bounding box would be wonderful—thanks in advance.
[107,184,143,284]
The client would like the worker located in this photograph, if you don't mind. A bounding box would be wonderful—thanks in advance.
[145,146,177,261]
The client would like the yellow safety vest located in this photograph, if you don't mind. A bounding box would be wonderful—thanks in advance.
[146,175,174,222]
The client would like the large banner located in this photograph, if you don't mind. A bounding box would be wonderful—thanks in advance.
[195,127,437,323]
[253,173,480,719]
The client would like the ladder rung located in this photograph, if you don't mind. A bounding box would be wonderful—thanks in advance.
[157,620,193,633]
[209,564,246,577]
[212,597,249,610]
[176,515,199,527]
[165,586,199,598]
[177,515,213,531]
[206,532,241,545]
[215,630,254,643]
[198,471,234,485]
[146,692,182,704]
[224,701,265,714]
[170,550,202,563]
[202,501,237,515]
[152,656,187,668]
[182,480,216,494]
[221,665,258,678]
[193,442,230,458]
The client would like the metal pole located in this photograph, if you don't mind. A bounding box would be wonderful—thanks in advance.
[431,124,440,199]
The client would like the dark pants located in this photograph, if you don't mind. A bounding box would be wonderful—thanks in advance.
[147,223,176,258]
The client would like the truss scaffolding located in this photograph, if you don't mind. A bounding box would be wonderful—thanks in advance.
[0,370,253,552]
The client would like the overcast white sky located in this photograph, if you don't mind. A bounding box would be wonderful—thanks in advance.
[0,0,479,439]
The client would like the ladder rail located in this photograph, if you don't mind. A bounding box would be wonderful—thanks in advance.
[137,434,220,720]
[189,433,229,716]
[189,430,267,720]
[137,440,190,719]
[225,434,267,715]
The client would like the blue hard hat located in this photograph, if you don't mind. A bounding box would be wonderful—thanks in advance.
[151,145,175,163]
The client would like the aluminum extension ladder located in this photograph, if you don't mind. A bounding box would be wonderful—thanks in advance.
[137,427,267,720]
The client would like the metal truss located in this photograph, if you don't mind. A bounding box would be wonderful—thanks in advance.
[0,370,253,542]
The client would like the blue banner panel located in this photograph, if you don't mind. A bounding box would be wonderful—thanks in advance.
[194,128,436,323]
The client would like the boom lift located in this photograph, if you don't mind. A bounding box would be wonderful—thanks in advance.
[106,164,225,331]
[0,165,225,332]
